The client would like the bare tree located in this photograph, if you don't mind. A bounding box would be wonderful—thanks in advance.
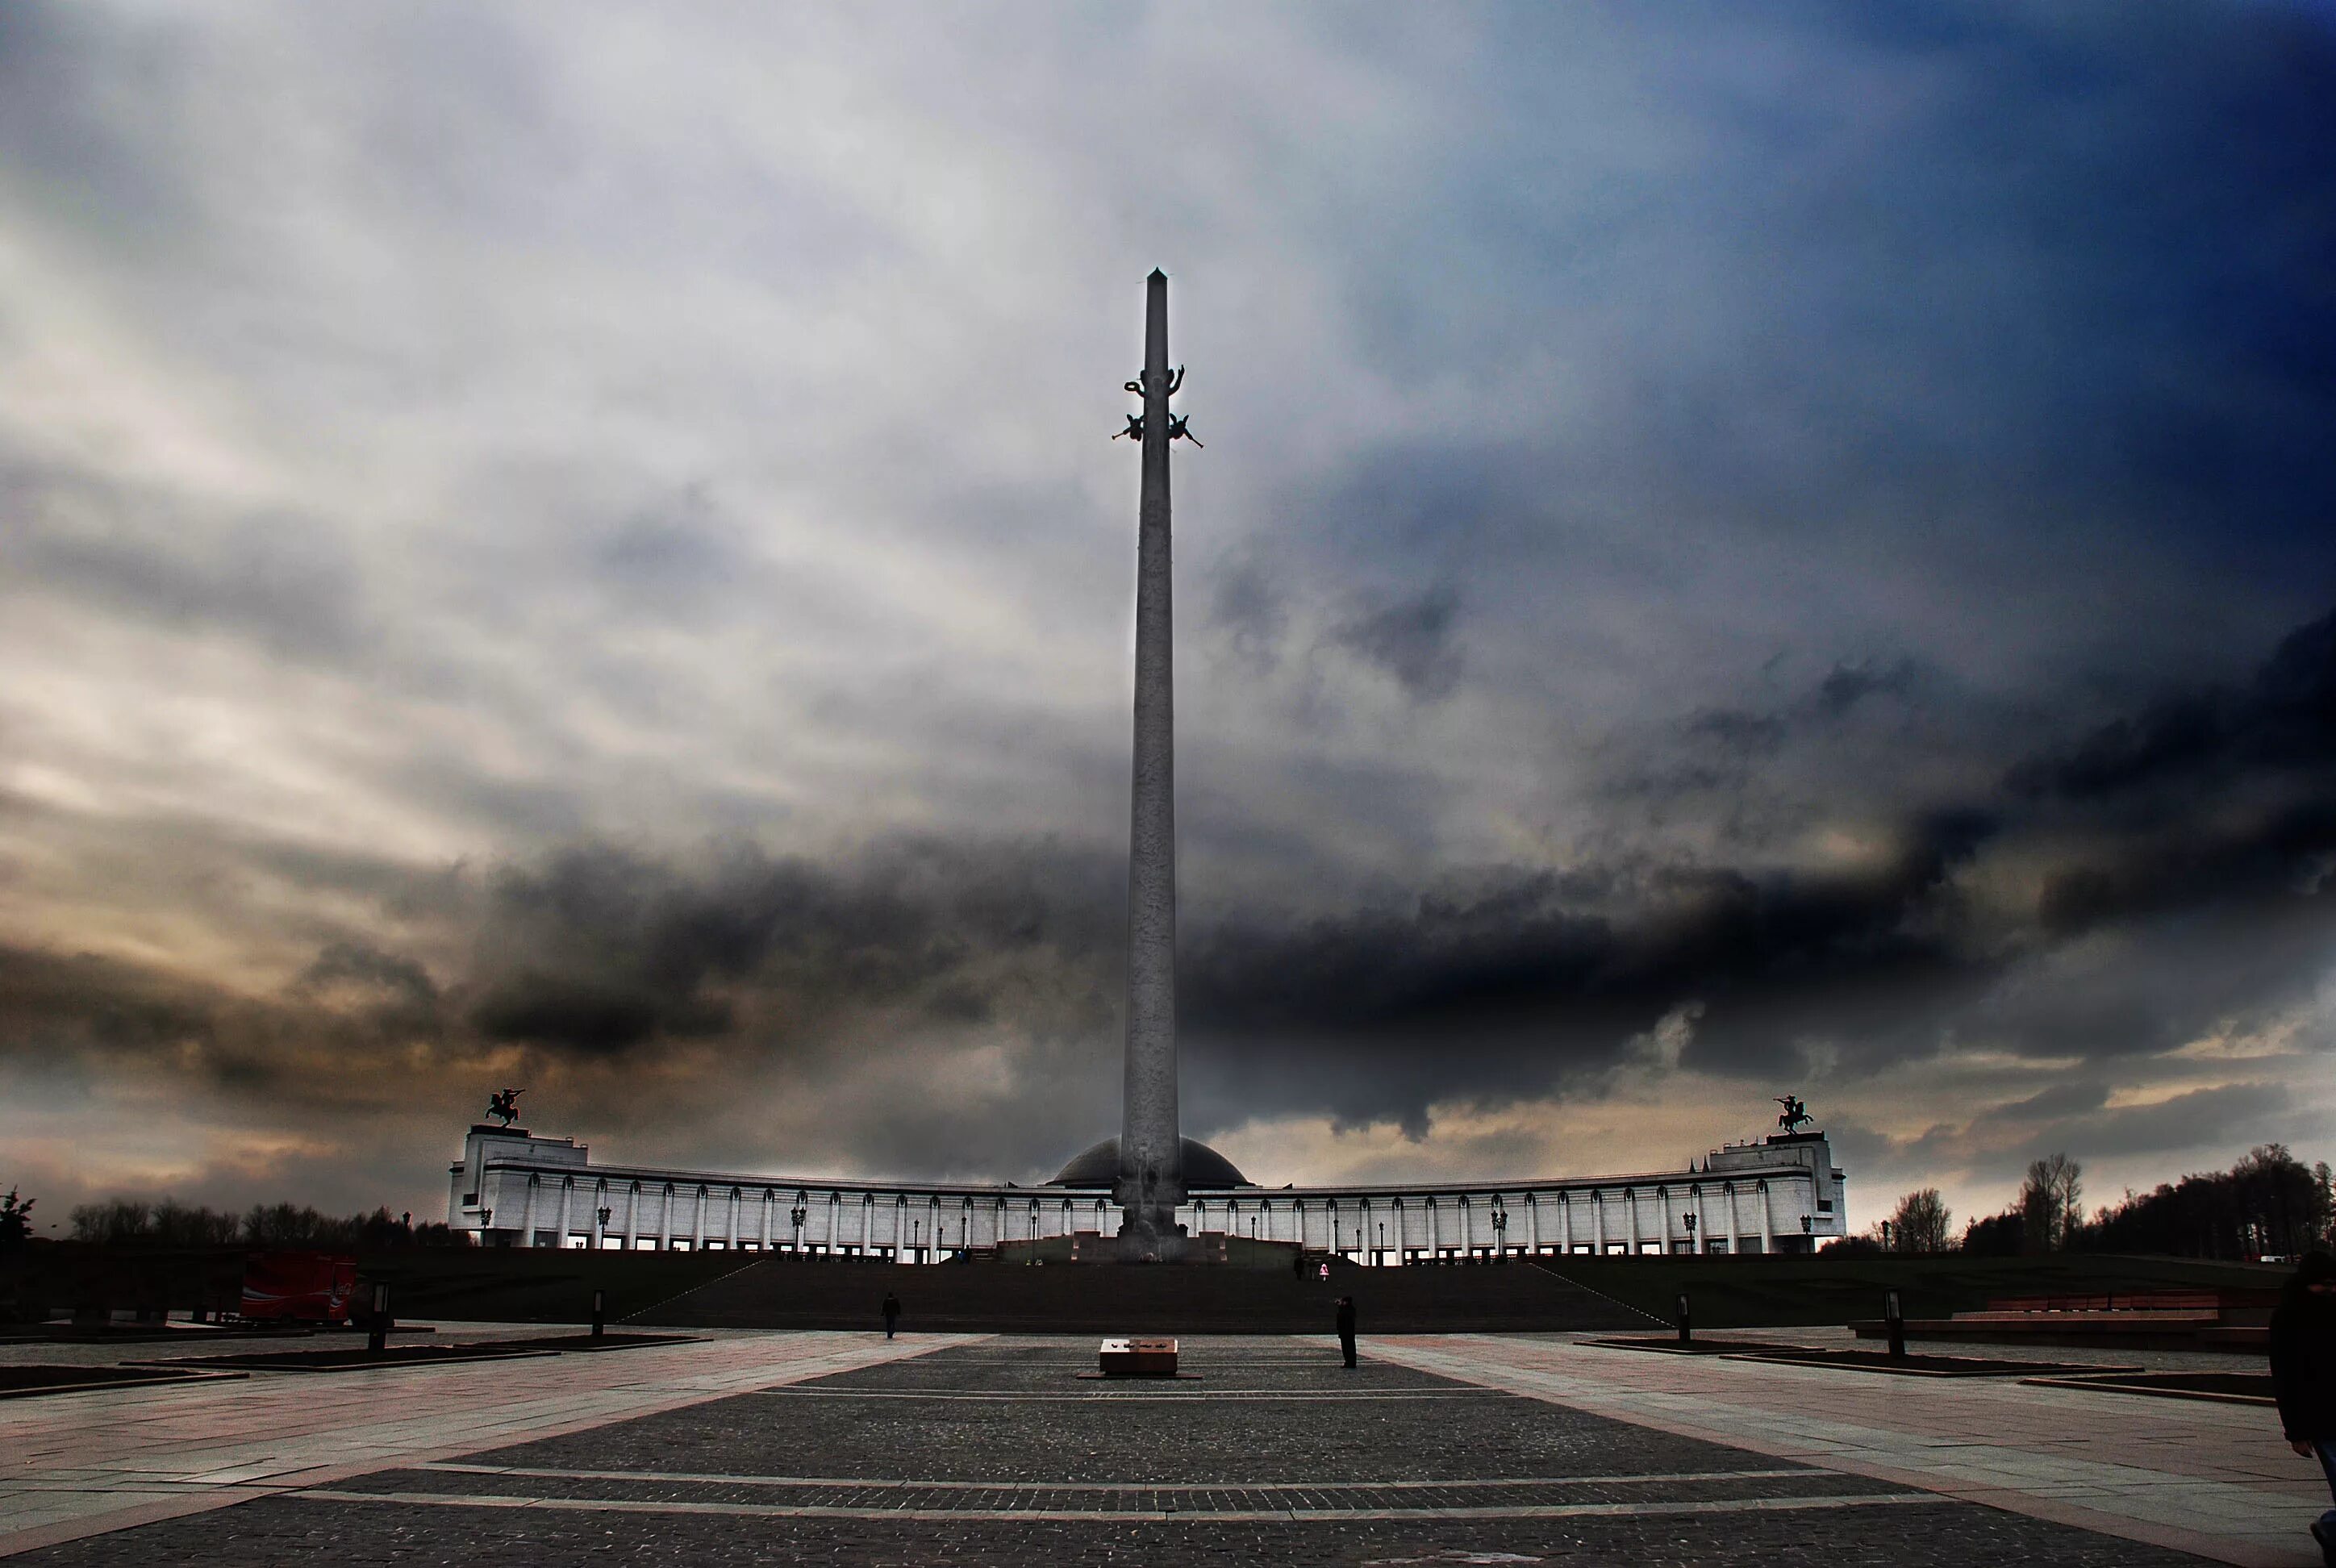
[1889,1188,1953,1253]
[70,1199,152,1243]
[2021,1153,2084,1252]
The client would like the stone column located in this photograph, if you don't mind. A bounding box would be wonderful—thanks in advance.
[1118,268,1187,1260]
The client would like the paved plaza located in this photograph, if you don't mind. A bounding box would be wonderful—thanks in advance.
[2,1329,2325,1566]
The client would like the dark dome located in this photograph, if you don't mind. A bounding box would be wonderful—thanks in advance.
[1050,1136,1250,1190]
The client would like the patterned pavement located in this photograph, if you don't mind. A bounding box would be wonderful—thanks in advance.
[3,1332,2283,1566]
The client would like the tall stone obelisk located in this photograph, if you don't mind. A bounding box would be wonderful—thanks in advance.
[1117,269,1187,1261]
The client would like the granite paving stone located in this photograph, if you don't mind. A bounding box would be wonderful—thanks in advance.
[8,1334,2231,1566]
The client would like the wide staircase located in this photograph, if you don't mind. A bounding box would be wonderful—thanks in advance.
[640,1252,1653,1335]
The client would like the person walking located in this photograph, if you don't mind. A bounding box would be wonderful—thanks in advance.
[881,1291,901,1341]
[2272,1252,2336,1565]
[1336,1295,1358,1369]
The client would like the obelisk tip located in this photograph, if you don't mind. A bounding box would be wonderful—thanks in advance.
[1148,267,1167,282]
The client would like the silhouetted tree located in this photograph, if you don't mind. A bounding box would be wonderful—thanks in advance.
[1889,1189,1953,1253]
[150,1200,243,1245]
[2079,1145,2332,1259]
[1961,1209,2024,1256]
[2021,1153,2082,1252]
[242,1203,353,1246]
[71,1199,153,1244]
[0,1188,31,1250]
[60,1195,473,1249]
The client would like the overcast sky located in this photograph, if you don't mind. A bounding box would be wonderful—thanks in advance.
[3,2,2333,1236]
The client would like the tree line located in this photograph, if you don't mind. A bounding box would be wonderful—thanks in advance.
[63,1199,475,1249]
[1857,1143,2334,1257]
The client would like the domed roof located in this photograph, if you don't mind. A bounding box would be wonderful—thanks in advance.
[1049,1136,1251,1190]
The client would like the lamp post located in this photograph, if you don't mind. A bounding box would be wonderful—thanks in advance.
[1683,1211,1697,1254]
[790,1206,807,1254]
[595,1206,611,1250]
[1800,1213,1813,1253]
[1880,1219,1894,1253]
[1377,1221,1387,1267]
[1491,1207,1508,1259]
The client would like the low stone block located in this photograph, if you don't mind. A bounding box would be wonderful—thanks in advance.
[1098,1337,1178,1377]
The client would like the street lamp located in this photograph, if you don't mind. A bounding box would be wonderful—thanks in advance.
[1377,1221,1386,1266]
[790,1205,808,1254]
[1683,1211,1698,1253]
[1491,1207,1508,1258]
[596,1206,611,1249]
[1880,1219,1894,1252]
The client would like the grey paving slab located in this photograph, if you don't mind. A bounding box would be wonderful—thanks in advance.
[1374,1332,2326,1566]
[9,1335,2227,1566]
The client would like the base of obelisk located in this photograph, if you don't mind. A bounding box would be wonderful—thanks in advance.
[1115,1215,1189,1264]
[989,1232,1283,1267]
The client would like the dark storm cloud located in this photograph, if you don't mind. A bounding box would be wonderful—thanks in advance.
[0,940,442,1103]
[466,837,1121,1057]
[1679,659,1926,764]
[2009,607,2336,805]
[1177,598,2336,1128]
[1330,585,1465,701]
[1815,659,1924,719]
[1207,557,1288,667]
[1177,807,2001,1133]
[1684,709,1788,758]
[8,603,2330,1159]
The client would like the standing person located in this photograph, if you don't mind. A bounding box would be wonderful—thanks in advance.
[881,1291,901,1341]
[1336,1295,1358,1369]
[2272,1252,2336,1564]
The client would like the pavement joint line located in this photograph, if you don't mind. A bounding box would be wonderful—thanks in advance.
[411,1463,1821,1492]
[291,1487,1941,1523]
[753,1388,1503,1400]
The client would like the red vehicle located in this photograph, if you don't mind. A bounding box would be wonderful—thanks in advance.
[239,1251,358,1324]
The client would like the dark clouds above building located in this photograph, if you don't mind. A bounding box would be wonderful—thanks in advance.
[0,1,2330,1225]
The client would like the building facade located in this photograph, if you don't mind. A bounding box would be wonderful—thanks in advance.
[448,1124,1847,1261]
